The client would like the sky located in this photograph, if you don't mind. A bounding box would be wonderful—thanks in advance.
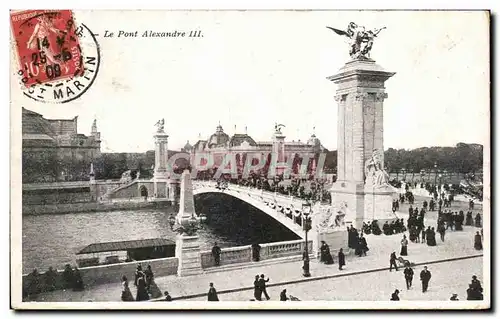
[11,10,490,153]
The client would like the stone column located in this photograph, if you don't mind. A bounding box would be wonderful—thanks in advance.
[327,59,397,229]
[153,131,169,198]
[176,170,202,276]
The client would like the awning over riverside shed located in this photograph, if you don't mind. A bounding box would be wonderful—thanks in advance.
[77,238,175,255]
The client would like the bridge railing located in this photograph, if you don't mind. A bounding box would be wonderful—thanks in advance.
[200,245,252,268]
[260,239,312,261]
[200,239,312,269]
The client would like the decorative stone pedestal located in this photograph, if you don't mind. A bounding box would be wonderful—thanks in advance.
[327,58,398,229]
[314,230,349,258]
[176,235,203,276]
[364,185,399,224]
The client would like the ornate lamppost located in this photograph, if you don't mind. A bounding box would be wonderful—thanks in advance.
[301,201,312,277]
[433,162,438,186]
[168,213,207,235]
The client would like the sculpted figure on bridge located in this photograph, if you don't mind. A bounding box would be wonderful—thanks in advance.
[155,118,165,133]
[364,149,390,188]
[314,202,348,231]
[326,22,386,60]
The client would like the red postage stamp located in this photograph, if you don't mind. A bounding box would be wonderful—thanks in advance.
[11,10,84,87]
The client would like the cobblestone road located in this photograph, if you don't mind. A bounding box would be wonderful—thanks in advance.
[29,197,486,302]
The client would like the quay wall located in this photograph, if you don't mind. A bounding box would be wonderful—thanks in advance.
[22,257,179,297]
[22,199,172,215]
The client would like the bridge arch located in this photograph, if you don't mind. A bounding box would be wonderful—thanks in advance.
[192,184,306,237]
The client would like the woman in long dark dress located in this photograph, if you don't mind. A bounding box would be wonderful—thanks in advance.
[207,283,219,301]
[338,248,346,270]
[428,228,437,246]
[320,241,334,264]
[135,275,150,301]
[475,213,482,228]
[474,231,483,250]
[465,211,473,226]
[400,235,408,256]
[359,235,369,256]
[121,276,135,301]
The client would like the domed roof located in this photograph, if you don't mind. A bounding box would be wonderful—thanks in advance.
[207,124,230,148]
[183,140,193,152]
[229,134,257,147]
[307,133,321,147]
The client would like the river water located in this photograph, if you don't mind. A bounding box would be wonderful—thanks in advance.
[22,193,300,273]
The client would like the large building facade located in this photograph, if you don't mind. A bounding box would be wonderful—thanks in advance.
[184,123,328,178]
[22,107,101,183]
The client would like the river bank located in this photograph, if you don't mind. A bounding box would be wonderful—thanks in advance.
[22,198,173,216]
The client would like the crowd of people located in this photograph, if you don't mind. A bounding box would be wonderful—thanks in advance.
[121,264,161,301]
[389,265,484,302]
[215,174,332,204]
[24,264,84,298]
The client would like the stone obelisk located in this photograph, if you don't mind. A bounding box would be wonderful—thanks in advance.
[327,28,398,229]
[175,169,202,276]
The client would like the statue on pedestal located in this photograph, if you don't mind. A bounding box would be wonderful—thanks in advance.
[364,149,390,189]
[326,22,386,60]
[155,118,165,133]
[274,123,285,135]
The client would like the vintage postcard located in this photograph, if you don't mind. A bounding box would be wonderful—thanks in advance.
[10,9,490,310]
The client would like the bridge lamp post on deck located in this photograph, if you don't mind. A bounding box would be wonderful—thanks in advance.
[301,202,313,278]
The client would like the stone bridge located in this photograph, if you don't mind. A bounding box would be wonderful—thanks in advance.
[192,181,318,238]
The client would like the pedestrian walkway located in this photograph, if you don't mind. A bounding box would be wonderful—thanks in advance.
[29,222,483,302]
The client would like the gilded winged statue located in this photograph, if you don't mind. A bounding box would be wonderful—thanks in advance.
[326,22,386,59]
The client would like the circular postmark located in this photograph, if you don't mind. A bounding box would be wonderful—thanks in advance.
[11,10,101,103]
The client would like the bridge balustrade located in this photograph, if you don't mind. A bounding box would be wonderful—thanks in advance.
[200,240,313,269]
[200,245,252,268]
[260,239,313,261]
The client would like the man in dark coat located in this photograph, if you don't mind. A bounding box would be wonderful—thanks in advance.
[252,243,261,262]
[359,234,369,256]
[420,266,432,293]
[389,252,398,272]
[212,242,222,266]
[207,282,219,301]
[338,248,346,270]
[404,266,414,289]
[258,274,270,300]
[474,231,483,250]
[253,275,262,301]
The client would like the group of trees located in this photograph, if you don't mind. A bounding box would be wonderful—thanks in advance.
[321,143,483,175]
[383,143,483,174]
